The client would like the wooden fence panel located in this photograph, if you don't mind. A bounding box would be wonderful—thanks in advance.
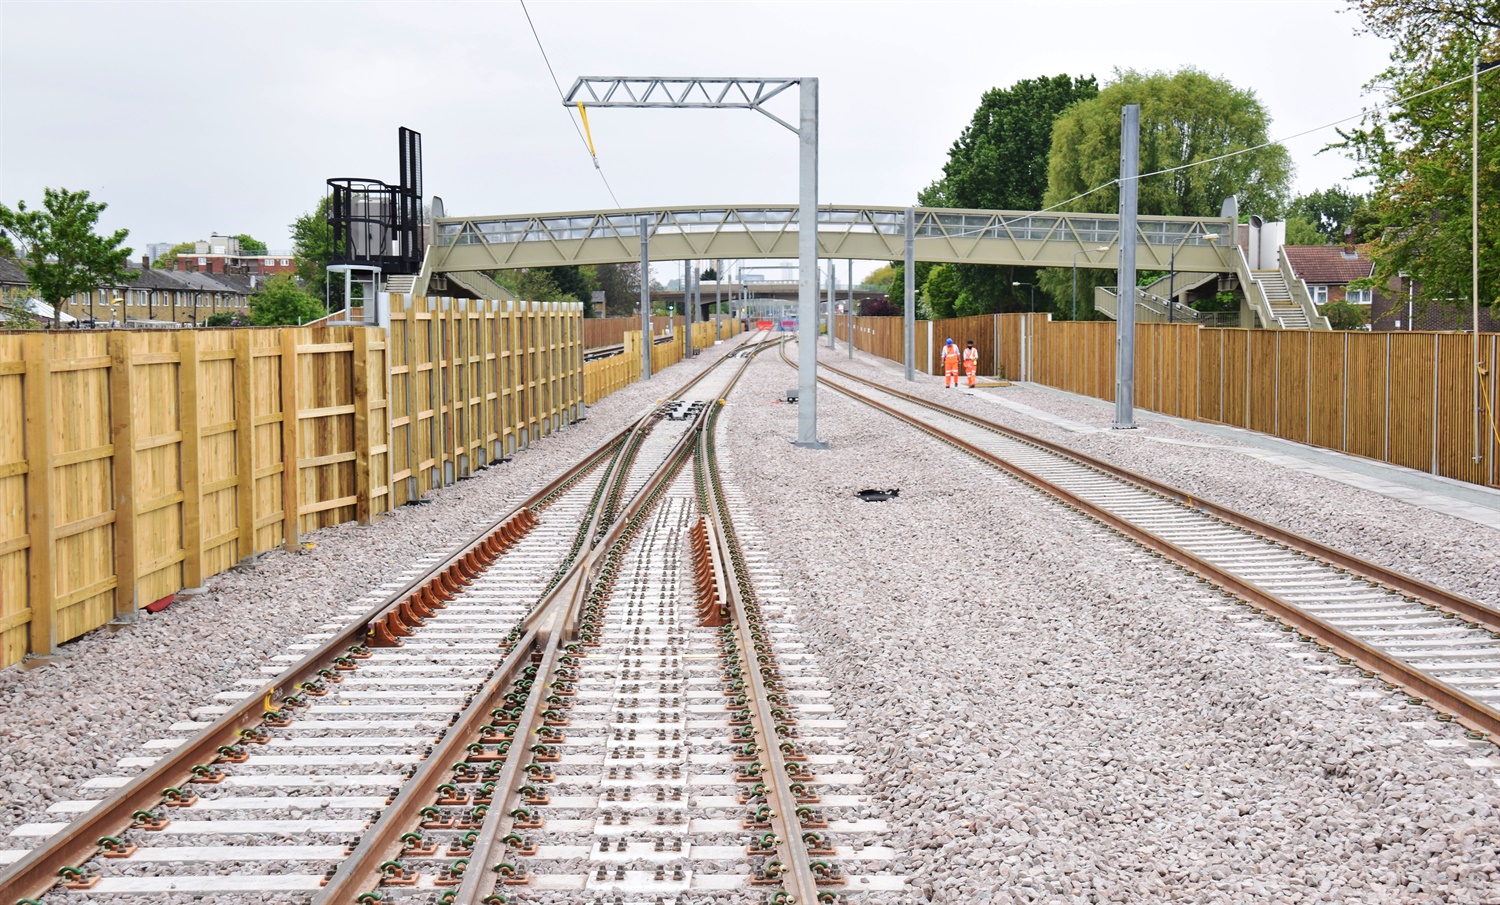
[0,336,25,665]
[250,330,287,553]
[1346,332,1387,461]
[47,333,117,644]
[585,317,634,350]
[1387,332,1438,473]
[1275,331,1310,444]
[1219,330,1250,429]
[1307,332,1347,452]
[1435,333,1486,484]
[128,332,184,609]
[1197,329,1223,424]
[1246,331,1277,436]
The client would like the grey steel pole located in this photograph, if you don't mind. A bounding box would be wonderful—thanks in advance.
[1474,52,1483,464]
[794,78,824,447]
[687,262,696,358]
[638,216,652,381]
[847,259,855,360]
[826,263,836,349]
[1114,104,1140,429]
[715,258,722,341]
[904,206,916,381]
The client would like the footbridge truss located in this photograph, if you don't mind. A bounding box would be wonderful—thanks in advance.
[428,205,1234,274]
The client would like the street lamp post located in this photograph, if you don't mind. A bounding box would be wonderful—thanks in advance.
[1168,231,1218,324]
[1011,281,1036,314]
[1071,246,1110,321]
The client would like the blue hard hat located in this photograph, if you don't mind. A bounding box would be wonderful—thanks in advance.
[946,338,953,344]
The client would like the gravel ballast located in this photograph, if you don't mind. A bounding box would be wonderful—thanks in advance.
[719,349,1500,903]
[0,338,744,839]
[817,346,1500,609]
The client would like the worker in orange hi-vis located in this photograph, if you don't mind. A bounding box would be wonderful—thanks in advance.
[963,339,979,388]
[941,338,960,388]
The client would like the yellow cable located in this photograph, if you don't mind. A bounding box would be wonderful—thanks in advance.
[1480,362,1500,451]
[576,103,598,162]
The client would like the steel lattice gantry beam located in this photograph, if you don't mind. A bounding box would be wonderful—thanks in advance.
[563,74,834,447]
[428,205,1235,274]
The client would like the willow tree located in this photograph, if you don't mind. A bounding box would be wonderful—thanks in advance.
[1039,68,1292,317]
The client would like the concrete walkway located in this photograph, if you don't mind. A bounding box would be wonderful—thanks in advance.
[822,341,1500,531]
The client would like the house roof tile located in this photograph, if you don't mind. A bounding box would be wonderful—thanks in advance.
[1284,245,1374,285]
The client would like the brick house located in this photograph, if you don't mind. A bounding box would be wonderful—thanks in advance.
[175,234,297,279]
[1283,243,1500,332]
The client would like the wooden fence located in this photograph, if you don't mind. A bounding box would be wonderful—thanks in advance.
[585,315,733,350]
[582,319,744,405]
[843,314,1500,489]
[0,297,589,669]
[386,297,584,507]
[585,317,636,350]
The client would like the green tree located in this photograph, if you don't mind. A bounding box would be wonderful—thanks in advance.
[154,241,196,269]
[593,263,639,316]
[551,265,598,315]
[234,233,268,255]
[861,264,897,288]
[921,264,961,319]
[699,266,717,282]
[290,197,339,302]
[1040,67,1292,318]
[1334,6,1499,315]
[1320,297,1368,330]
[249,274,326,325]
[1285,186,1372,242]
[923,74,1100,315]
[1345,0,1497,66]
[204,311,250,327]
[1284,216,1327,246]
[0,187,132,325]
[886,261,933,317]
[0,234,15,258]
[0,287,45,328]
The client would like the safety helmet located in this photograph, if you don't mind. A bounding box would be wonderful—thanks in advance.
[946,338,953,344]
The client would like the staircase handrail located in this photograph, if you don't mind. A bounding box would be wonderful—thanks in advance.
[1277,247,1333,330]
[1232,245,1289,329]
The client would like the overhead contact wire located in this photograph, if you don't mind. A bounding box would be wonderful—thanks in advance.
[518,0,623,208]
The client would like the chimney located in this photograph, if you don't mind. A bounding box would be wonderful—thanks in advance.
[142,254,150,270]
[1342,227,1357,259]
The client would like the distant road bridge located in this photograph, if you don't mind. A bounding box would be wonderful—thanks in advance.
[651,281,883,307]
[425,204,1234,275]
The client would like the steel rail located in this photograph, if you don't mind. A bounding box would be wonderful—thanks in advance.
[0,332,763,904]
[783,346,1500,742]
[451,365,750,904]
[325,336,769,904]
[311,623,542,901]
[0,433,622,905]
[698,382,823,905]
[813,356,1500,633]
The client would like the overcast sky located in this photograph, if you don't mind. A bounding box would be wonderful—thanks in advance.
[2,0,1393,280]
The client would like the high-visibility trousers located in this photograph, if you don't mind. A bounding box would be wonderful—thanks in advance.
[943,362,959,387]
[965,361,977,387]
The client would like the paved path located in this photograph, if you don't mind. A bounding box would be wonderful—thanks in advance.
[825,342,1500,531]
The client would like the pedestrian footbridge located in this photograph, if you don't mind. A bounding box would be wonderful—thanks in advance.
[422,203,1330,330]
[426,204,1232,274]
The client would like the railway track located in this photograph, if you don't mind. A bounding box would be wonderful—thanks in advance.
[1,333,901,905]
[789,345,1500,745]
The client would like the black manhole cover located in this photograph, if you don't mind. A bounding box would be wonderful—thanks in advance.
[856,488,899,502]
